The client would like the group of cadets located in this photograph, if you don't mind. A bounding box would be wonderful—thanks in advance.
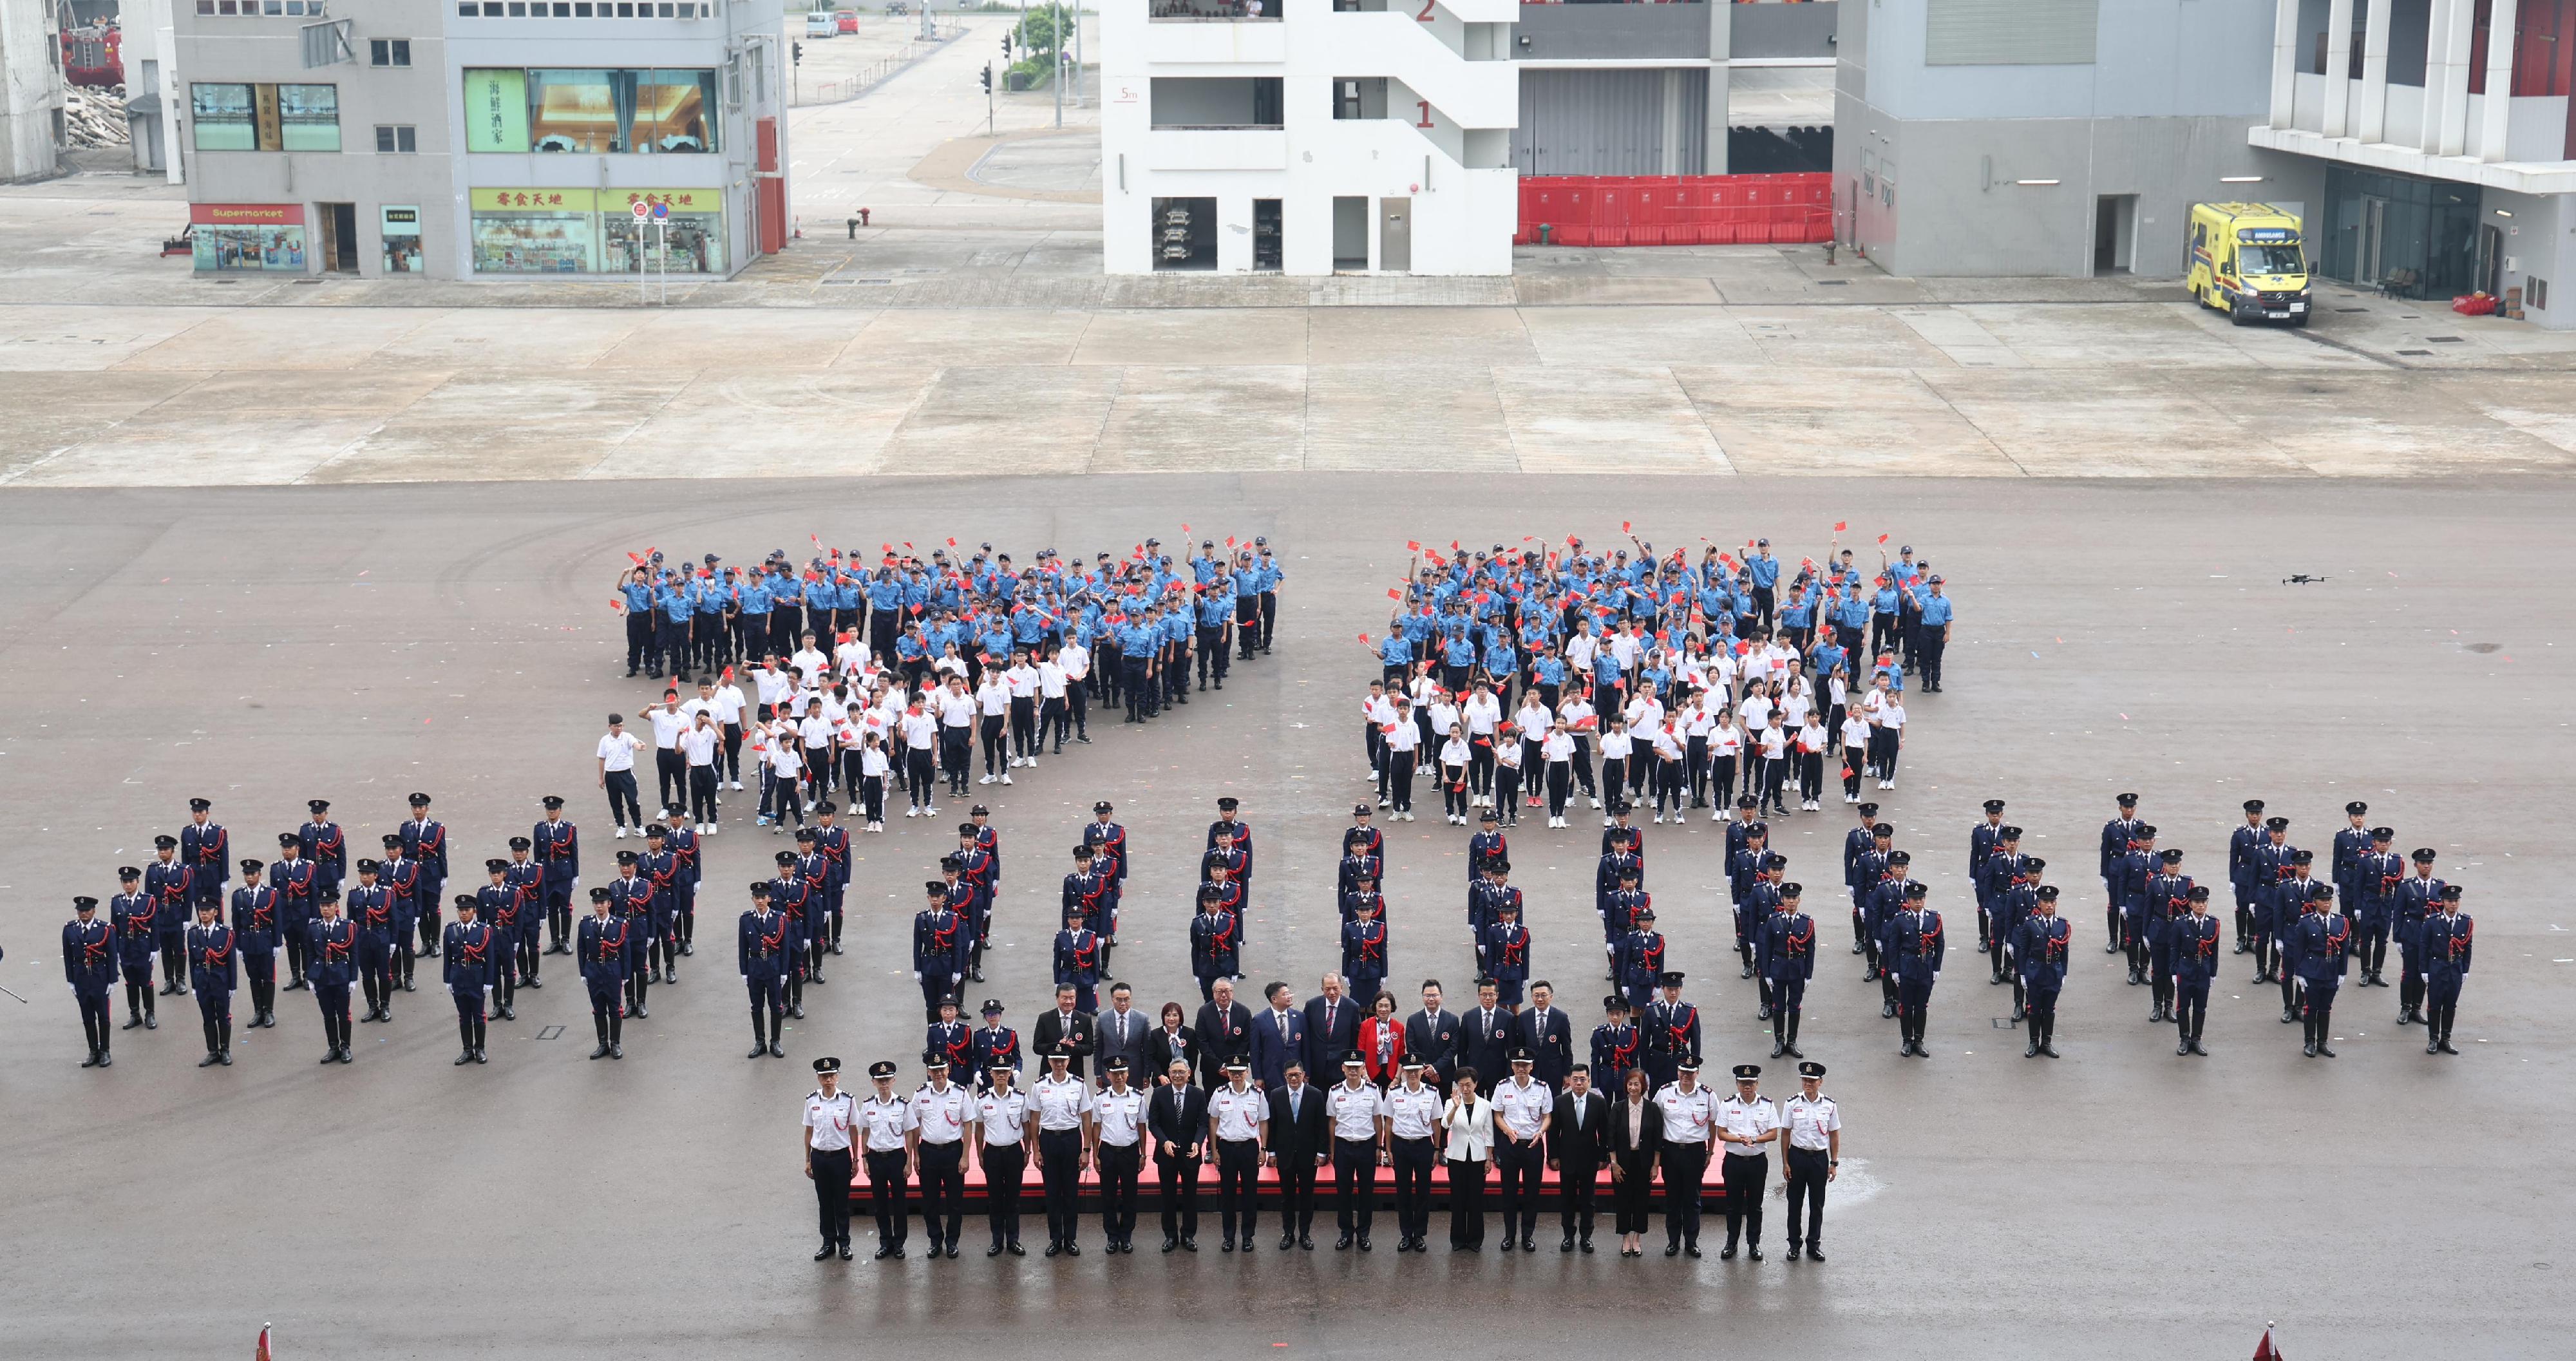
[1363,533,1953,832]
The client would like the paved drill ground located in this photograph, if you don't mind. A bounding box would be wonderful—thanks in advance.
[3,477,2570,1360]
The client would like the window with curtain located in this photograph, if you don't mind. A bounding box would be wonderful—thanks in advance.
[632,70,719,152]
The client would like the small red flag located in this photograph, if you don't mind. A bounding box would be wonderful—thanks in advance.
[1406,540,1421,552]
[256,1324,274,1361]
[1833,520,1847,531]
[946,537,958,548]
[1357,633,1371,645]
[2252,1326,2282,1361]
[1387,588,1402,600]
[1877,533,1890,545]
[1621,521,1632,533]
[610,598,624,613]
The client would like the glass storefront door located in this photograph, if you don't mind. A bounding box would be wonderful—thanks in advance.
[2321,165,2478,299]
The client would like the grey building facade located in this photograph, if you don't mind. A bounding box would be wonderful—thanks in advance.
[1833,0,2325,278]
[1511,0,1837,176]
[175,0,786,280]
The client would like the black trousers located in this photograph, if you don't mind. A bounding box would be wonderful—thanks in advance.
[1332,1138,1378,1237]
[982,1143,1027,1246]
[916,1141,965,1248]
[1216,1138,1262,1239]
[604,770,642,828]
[1784,1147,1828,1248]
[864,1149,908,1248]
[1099,1142,1142,1243]
[688,765,718,826]
[1392,1136,1434,1240]
[625,611,652,672]
[1660,1143,1707,1244]
[1446,1157,1488,1247]
[1039,1128,1084,1245]
[1612,1150,1654,1233]
[1495,1139,1544,1239]
[810,1147,853,1250]
[1558,1154,1602,1237]
[1721,1150,1767,1248]
[1155,1152,1202,1241]
[1276,1149,1318,1235]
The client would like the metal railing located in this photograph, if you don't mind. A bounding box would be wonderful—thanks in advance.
[793,23,962,104]
[1150,0,1279,17]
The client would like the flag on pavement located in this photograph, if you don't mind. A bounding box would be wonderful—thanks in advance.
[2252,1326,2282,1360]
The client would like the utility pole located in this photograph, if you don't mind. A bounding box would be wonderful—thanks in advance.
[1051,0,1063,128]
[1072,0,1083,109]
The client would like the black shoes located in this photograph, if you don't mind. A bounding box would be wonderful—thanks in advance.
[1806,1246,1825,1261]
[1665,1242,1680,1257]
[1786,1244,1801,1261]
[1298,1234,1313,1251]
[815,1246,835,1261]
[1336,1233,1354,1250]
[1162,1237,1179,1253]
[838,1246,854,1261]
[1748,1245,1765,1261]
[1561,1235,1576,1253]
[1719,1244,1737,1260]
[1277,1233,1295,1251]
[1685,1244,1703,1259]
[1357,1235,1372,1252]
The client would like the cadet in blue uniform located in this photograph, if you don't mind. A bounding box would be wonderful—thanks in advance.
[1969,800,2007,952]
[2170,885,2221,1056]
[742,881,793,1059]
[443,893,498,1065]
[65,895,118,1067]
[2141,847,2192,1023]
[110,865,161,1031]
[142,835,191,997]
[2352,826,2402,989]
[1640,972,1699,1091]
[186,900,238,1067]
[307,888,357,1064]
[1591,995,1639,1094]
[2270,847,2320,1016]
[2292,883,2348,1057]
[2113,824,2157,987]
[1189,884,1243,1003]
[2227,799,2266,954]
[180,795,230,926]
[348,856,399,1023]
[580,887,627,1060]
[1993,857,2040,1020]
[270,833,320,996]
[372,835,420,994]
[607,850,654,1019]
[497,842,542,1012]
[1758,884,1816,1059]
[2420,885,2472,1055]
[2013,885,2070,1058]
[913,880,966,1023]
[2331,800,2372,949]
[403,792,450,960]
[2098,792,2141,953]
[229,859,280,1031]
[1481,895,1531,1007]
[1888,882,1945,1058]
[1341,893,1388,1007]
[969,999,1023,1091]
[535,795,581,959]
[770,852,814,1020]
[2250,817,2297,985]
[1052,907,1104,1013]
[2394,848,2446,1025]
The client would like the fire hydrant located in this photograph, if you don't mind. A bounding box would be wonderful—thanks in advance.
[845,208,871,239]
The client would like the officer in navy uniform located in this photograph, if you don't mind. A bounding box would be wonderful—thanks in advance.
[64,895,118,1067]
[579,886,629,1060]
[2170,885,2222,1056]
[477,858,522,1021]
[186,900,238,1067]
[1641,972,1700,1092]
[2420,884,2473,1055]
[770,853,813,1020]
[913,880,966,1023]
[2292,882,2348,1058]
[2250,817,2297,985]
[443,893,498,1065]
[308,888,358,1063]
[1590,995,1640,1093]
[2098,792,2141,953]
[926,995,974,1078]
[1758,884,1816,1059]
[2331,800,2372,952]
[1482,895,1531,1007]
[2141,848,2192,1023]
[272,833,319,991]
[1969,799,2007,951]
[1083,802,1128,950]
[2014,885,2070,1058]
[2394,848,2447,1025]
[2270,848,2320,1017]
[2114,824,2157,987]
[1978,826,2023,982]
[111,864,161,1030]
[742,881,793,1059]
[607,850,655,1019]
[501,839,546,1000]
[142,836,192,997]
[180,795,230,926]
[2227,799,2267,953]
[232,859,281,1029]
[374,834,421,993]
[1842,803,1883,955]
[535,795,581,958]
[1866,852,1913,1019]
[1341,892,1389,1007]
[2353,827,2403,989]
[299,799,346,900]
[404,792,450,959]
[1888,882,1946,1058]
[969,999,1023,1090]
[348,855,399,1023]
[1189,884,1242,1004]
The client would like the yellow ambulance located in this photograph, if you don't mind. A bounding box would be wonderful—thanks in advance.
[2186,203,2312,326]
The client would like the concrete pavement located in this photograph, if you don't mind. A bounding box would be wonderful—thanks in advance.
[1,476,2569,1360]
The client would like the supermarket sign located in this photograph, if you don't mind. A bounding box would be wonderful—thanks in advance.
[191,203,305,225]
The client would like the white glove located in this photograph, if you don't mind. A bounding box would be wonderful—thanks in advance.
[913,971,923,982]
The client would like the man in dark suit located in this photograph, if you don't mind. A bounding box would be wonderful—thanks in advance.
[1148,1058,1211,1251]
[1030,984,1095,1080]
[1194,979,1251,1090]
[1514,980,1574,1087]
[1548,1063,1611,1252]
[1094,982,1149,1089]
[1265,1060,1330,1250]
[1404,980,1461,1085]
[1463,978,1514,1082]
[1303,974,1361,1081]
[1248,981,1307,1090]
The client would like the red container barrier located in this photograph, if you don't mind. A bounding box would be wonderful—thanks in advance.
[1516,173,1833,249]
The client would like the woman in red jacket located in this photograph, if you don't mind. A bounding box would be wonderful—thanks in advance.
[1358,990,1405,1087]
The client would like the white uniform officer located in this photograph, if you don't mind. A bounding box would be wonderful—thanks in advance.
[1208,1056,1269,1250]
[1653,1058,1718,1256]
[904,1054,973,1257]
[857,1060,912,1259]
[1326,1053,1387,1250]
[1383,1056,1443,1251]
[1780,1060,1841,1261]
[1714,1063,1781,1261]
[1031,1052,1095,1255]
[1090,1057,1148,1252]
[802,1057,858,1261]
